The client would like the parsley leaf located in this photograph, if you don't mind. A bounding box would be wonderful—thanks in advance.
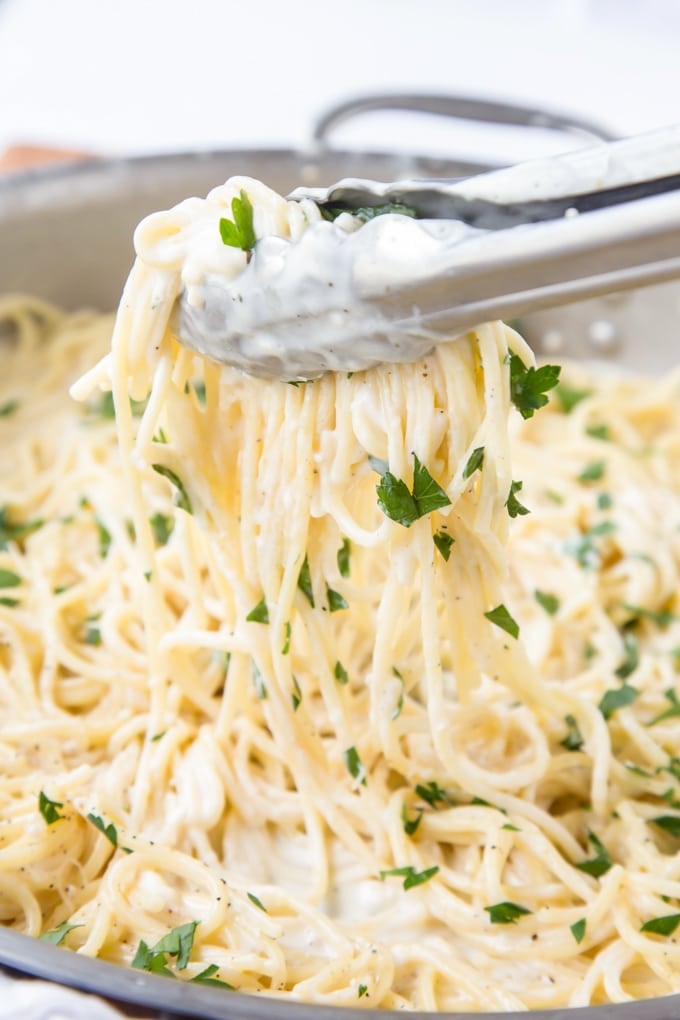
[376,454,451,526]
[132,920,199,974]
[149,512,173,546]
[0,399,18,417]
[622,603,676,628]
[252,662,267,699]
[190,964,234,989]
[560,714,584,752]
[484,603,519,639]
[615,632,639,680]
[87,813,118,848]
[343,746,366,785]
[509,354,561,419]
[415,781,452,807]
[39,791,64,825]
[640,913,680,936]
[297,555,314,607]
[650,815,680,838]
[247,892,267,912]
[506,480,530,518]
[379,865,439,890]
[586,423,610,441]
[337,538,351,577]
[358,983,369,998]
[151,465,192,514]
[246,598,269,623]
[578,460,606,484]
[95,519,111,558]
[534,590,559,615]
[291,676,302,711]
[554,384,591,413]
[0,568,21,589]
[649,689,680,725]
[463,446,484,479]
[485,901,532,924]
[0,507,43,550]
[598,684,638,720]
[334,660,349,684]
[412,455,452,515]
[326,586,348,612]
[570,918,587,944]
[433,529,454,561]
[575,830,612,877]
[401,806,424,836]
[39,920,84,945]
[219,189,256,252]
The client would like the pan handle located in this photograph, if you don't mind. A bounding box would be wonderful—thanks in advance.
[312,93,617,151]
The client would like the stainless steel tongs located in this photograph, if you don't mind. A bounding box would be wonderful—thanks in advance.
[177,125,680,378]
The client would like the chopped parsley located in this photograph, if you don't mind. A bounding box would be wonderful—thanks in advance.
[94,518,111,558]
[190,965,234,989]
[379,865,439,890]
[554,383,591,413]
[151,464,192,514]
[575,830,612,877]
[586,423,610,441]
[650,815,680,838]
[252,662,267,699]
[291,676,302,711]
[334,660,349,684]
[39,791,64,825]
[343,746,366,785]
[484,901,532,924]
[578,460,606,484]
[484,603,519,639]
[326,586,348,612]
[598,684,638,720]
[247,892,267,912]
[297,555,314,607]
[83,621,102,646]
[506,480,530,518]
[649,689,680,725]
[463,446,485,479]
[376,454,451,527]
[282,621,291,655]
[640,913,680,936]
[401,806,424,836]
[87,813,119,848]
[246,598,269,623]
[132,920,199,974]
[622,603,676,628]
[0,399,18,417]
[615,632,639,680]
[337,538,351,577]
[534,590,559,616]
[570,919,587,944]
[39,920,84,945]
[149,512,173,546]
[560,714,584,752]
[509,354,561,419]
[358,983,369,998]
[0,568,21,589]
[219,189,256,252]
[0,507,43,550]
[564,520,616,570]
[433,529,454,561]
[414,781,452,807]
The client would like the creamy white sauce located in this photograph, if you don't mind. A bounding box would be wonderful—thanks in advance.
[134,176,487,380]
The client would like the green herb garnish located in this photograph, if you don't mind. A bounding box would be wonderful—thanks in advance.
[39,920,84,945]
[297,555,314,607]
[219,189,256,252]
[640,913,680,936]
[506,480,530,518]
[414,781,452,807]
[0,507,43,550]
[555,383,591,413]
[326,586,348,612]
[615,632,639,680]
[484,603,519,639]
[575,830,612,877]
[570,919,587,944]
[560,714,584,752]
[39,791,64,825]
[401,806,424,836]
[149,512,173,546]
[151,465,192,514]
[334,660,349,684]
[247,892,267,912]
[337,538,351,577]
[598,684,638,720]
[463,446,484,479]
[0,399,18,417]
[343,746,366,785]
[376,454,451,527]
[132,920,199,974]
[379,865,439,890]
[509,354,561,419]
[87,813,118,848]
[246,598,269,624]
[0,568,21,588]
[190,964,234,989]
[650,815,680,838]
[534,590,559,616]
[484,901,532,924]
[433,529,454,561]
[578,461,606,483]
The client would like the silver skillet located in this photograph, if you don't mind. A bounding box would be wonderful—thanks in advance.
[1,94,679,1020]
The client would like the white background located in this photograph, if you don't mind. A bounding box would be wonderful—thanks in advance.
[1,0,679,166]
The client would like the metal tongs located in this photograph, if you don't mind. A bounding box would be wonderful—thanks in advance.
[177,125,680,377]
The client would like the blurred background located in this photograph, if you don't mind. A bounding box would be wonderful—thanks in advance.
[1,0,679,169]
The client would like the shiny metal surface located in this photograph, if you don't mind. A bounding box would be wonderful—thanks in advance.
[0,95,679,1018]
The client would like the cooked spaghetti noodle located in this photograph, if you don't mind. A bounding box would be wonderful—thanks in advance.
[1,179,680,1011]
